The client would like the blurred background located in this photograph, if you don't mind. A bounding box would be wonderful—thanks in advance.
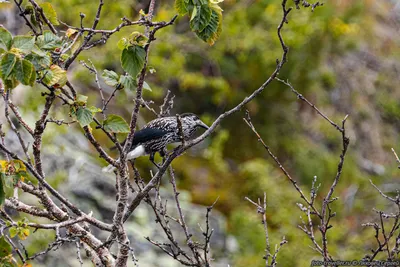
[1,0,400,266]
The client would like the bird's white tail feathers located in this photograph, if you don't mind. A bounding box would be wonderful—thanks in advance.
[102,145,146,173]
[127,145,146,160]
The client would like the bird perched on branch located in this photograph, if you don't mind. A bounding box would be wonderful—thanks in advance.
[102,113,209,172]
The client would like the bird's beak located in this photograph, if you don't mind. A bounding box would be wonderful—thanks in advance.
[198,121,209,130]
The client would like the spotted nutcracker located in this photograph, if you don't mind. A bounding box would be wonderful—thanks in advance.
[102,113,209,172]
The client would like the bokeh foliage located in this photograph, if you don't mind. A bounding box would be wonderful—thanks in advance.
[1,0,400,266]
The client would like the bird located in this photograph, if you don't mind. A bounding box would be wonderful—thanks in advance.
[102,113,209,172]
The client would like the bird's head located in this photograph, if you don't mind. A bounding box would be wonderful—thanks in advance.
[180,113,209,130]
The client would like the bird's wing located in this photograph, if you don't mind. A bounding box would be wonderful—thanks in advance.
[144,117,177,132]
[131,127,170,147]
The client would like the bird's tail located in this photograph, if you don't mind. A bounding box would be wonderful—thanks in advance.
[102,145,145,173]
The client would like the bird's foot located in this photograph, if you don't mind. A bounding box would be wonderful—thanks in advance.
[150,159,162,169]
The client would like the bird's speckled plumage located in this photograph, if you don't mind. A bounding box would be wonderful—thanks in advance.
[130,113,208,157]
[102,113,208,172]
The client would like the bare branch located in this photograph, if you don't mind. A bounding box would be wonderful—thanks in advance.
[28,0,58,34]
[275,78,343,132]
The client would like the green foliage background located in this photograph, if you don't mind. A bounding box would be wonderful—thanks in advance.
[1,0,400,266]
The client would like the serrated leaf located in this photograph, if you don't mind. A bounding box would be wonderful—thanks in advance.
[121,45,146,78]
[42,65,67,87]
[128,32,148,47]
[12,36,35,53]
[87,106,102,113]
[175,0,188,15]
[190,5,212,32]
[25,52,51,70]
[119,74,136,90]
[143,81,152,91]
[0,236,12,257]
[3,78,19,90]
[103,115,130,133]
[1,53,16,79]
[40,2,59,25]
[76,108,93,127]
[31,45,48,57]
[75,94,88,105]
[36,31,62,50]
[102,69,120,87]
[0,27,12,52]
[13,59,35,86]
[196,10,220,45]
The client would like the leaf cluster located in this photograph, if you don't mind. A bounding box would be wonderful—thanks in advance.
[175,0,223,45]
[0,160,27,206]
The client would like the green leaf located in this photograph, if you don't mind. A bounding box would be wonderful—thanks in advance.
[121,45,146,78]
[70,35,83,54]
[128,32,148,47]
[190,5,212,32]
[103,115,130,133]
[76,108,93,127]
[25,51,51,70]
[31,45,48,57]
[13,59,35,86]
[9,227,17,238]
[0,27,12,52]
[119,74,136,90]
[87,106,102,113]
[190,5,197,21]
[0,236,12,258]
[143,81,152,91]
[42,65,67,87]
[18,228,30,240]
[102,69,120,87]
[3,78,19,90]
[196,10,221,45]
[175,0,188,15]
[117,38,128,50]
[3,175,13,189]
[28,5,40,28]
[40,2,59,25]
[36,31,62,50]
[12,36,35,53]
[28,67,37,86]
[1,53,16,79]
[75,94,88,105]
